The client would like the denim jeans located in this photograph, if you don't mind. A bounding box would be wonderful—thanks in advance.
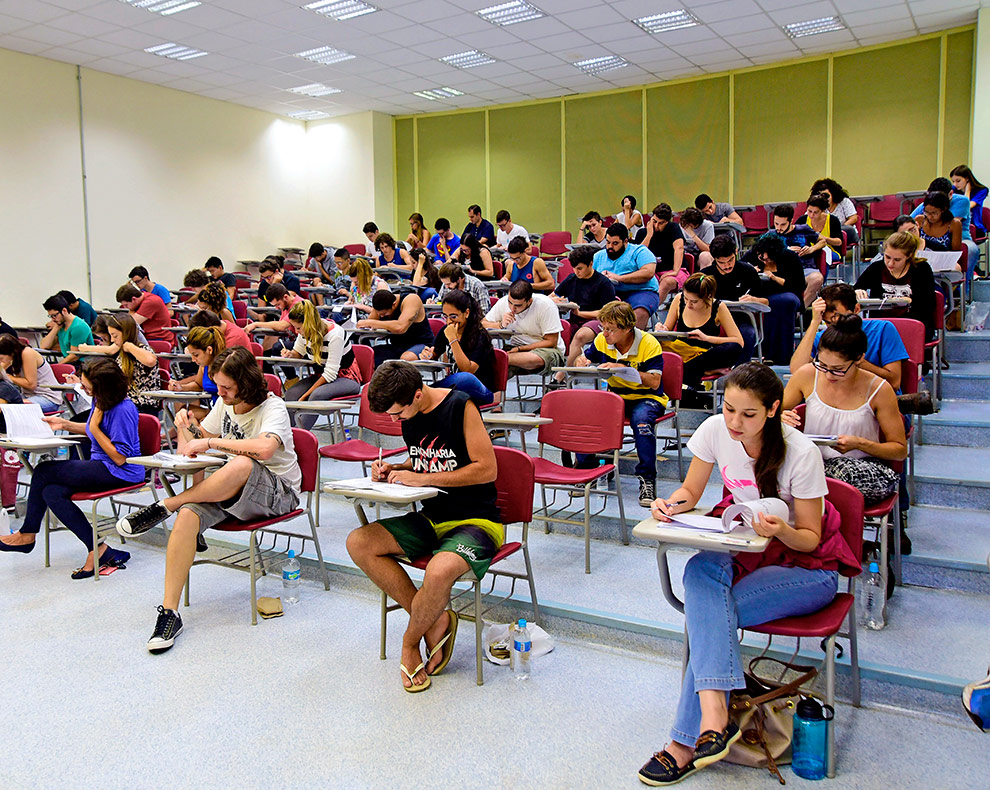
[670,551,838,747]
[963,239,980,285]
[764,292,802,364]
[26,394,59,414]
[577,397,665,480]
[437,371,494,406]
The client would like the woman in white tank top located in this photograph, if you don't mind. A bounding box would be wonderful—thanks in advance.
[781,314,907,503]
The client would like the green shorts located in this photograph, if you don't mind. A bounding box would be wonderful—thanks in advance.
[378,512,504,580]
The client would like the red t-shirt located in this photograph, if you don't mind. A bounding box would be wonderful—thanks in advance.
[136,293,171,343]
[221,320,250,349]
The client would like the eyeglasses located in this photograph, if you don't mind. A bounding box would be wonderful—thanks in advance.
[812,356,856,377]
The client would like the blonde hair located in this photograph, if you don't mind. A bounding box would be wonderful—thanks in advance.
[597,301,636,329]
[288,300,327,365]
[350,258,374,294]
[105,312,141,381]
[883,231,924,268]
[185,326,225,362]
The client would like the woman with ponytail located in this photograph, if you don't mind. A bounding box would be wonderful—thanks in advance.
[169,325,225,420]
[638,362,858,786]
[782,314,906,505]
[282,300,361,429]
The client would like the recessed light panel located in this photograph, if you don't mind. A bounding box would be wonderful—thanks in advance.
[289,110,332,120]
[783,16,846,38]
[294,46,356,66]
[144,43,208,60]
[633,10,699,35]
[289,83,342,97]
[440,50,496,69]
[412,87,464,101]
[303,1,376,21]
[477,1,543,26]
[573,55,628,76]
[119,0,201,16]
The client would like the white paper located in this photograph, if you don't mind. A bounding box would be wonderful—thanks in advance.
[806,434,838,441]
[604,365,642,385]
[73,383,93,410]
[329,476,441,498]
[665,497,788,533]
[665,513,727,532]
[0,403,54,440]
[919,250,962,272]
[151,451,225,467]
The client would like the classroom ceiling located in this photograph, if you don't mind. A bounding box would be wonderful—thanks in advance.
[0,0,982,120]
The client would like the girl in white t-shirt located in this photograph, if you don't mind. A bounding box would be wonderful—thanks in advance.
[638,362,858,786]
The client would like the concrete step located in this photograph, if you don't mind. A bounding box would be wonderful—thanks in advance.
[971,278,990,302]
[941,361,990,399]
[918,400,990,447]
[912,444,990,510]
[945,329,990,362]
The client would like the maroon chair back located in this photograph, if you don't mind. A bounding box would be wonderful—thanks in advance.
[344,244,367,256]
[350,344,374,383]
[491,259,503,280]
[232,300,248,321]
[50,363,75,383]
[249,341,264,357]
[825,478,864,577]
[739,205,769,233]
[959,243,969,272]
[357,383,404,437]
[159,369,171,387]
[559,319,571,349]
[869,194,903,224]
[537,389,625,453]
[492,348,509,397]
[555,259,574,282]
[493,446,535,524]
[933,290,945,332]
[887,318,925,395]
[602,215,616,228]
[291,427,318,494]
[660,351,684,402]
[148,340,171,375]
[235,318,249,328]
[540,231,572,257]
[138,413,162,456]
[428,317,445,337]
[682,252,695,275]
[264,373,282,397]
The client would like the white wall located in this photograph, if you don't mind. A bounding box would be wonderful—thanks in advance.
[974,8,990,178]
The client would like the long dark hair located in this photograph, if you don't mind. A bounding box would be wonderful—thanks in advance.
[0,334,26,375]
[83,357,129,412]
[411,248,442,290]
[724,362,785,499]
[809,177,849,203]
[460,233,485,268]
[441,289,490,356]
[950,164,987,193]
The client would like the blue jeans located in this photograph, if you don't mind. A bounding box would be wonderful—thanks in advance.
[0,381,22,404]
[577,398,665,480]
[671,552,838,747]
[964,239,980,285]
[25,395,59,414]
[764,292,802,364]
[438,371,494,405]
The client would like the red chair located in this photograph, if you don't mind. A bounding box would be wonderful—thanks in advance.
[428,317,445,337]
[351,344,375,385]
[185,428,329,624]
[555,259,574,283]
[232,300,248,321]
[681,251,695,275]
[344,244,367,256]
[148,339,171,377]
[738,205,769,239]
[744,477,864,778]
[491,258,503,280]
[379,445,539,685]
[44,414,162,579]
[620,352,685,478]
[235,318,249,329]
[888,317,924,513]
[249,341,264,359]
[922,290,945,415]
[480,348,509,412]
[533,389,627,573]
[263,373,282,397]
[318,384,406,474]
[540,231,572,259]
[50,363,75,383]
[861,194,903,248]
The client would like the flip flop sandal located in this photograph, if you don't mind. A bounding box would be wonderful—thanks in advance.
[400,662,431,693]
[426,609,458,676]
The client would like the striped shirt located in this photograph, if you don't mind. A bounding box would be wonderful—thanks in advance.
[583,328,668,405]
[292,320,354,383]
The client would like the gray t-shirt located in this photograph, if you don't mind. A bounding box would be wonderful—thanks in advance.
[683,218,715,255]
[438,274,489,309]
[710,202,735,222]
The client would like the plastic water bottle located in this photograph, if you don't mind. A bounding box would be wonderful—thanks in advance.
[511,618,532,680]
[343,428,352,441]
[791,697,831,780]
[859,561,885,630]
[282,549,300,605]
[595,459,608,491]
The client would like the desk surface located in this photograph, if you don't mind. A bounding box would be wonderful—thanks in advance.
[632,516,769,552]
[126,453,223,472]
[649,330,693,340]
[282,400,351,412]
[322,481,439,505]
[480,412,551,428]
[0,436,82,449]
[723,300,771,313]
[256,356,315,366]
[144,390,211,401]
[859,297,910,308]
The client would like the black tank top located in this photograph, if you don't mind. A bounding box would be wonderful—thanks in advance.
[389,295,436,351]
[401,390,499,524]
[675,297,721,341]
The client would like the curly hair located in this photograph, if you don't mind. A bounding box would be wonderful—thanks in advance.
[209,346,268,407]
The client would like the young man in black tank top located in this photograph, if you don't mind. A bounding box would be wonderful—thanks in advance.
[359,289,435,367]
[346,361,501,693]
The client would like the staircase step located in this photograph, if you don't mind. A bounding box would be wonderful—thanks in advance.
[941,362,990,399]
[919,400,990,446]
[945,329,990,362]
[971,278,990,302]
[913,445,990,510]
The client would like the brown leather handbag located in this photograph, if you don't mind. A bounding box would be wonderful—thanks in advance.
[725,657,819,784]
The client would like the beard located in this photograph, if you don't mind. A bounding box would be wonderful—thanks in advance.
[606,245,624,260]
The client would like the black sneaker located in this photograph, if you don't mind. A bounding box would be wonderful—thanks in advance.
[638,477,656,507]
[117,502,170,536]
[638,749,697,786]
[147,606,183,654]
[692,722,740,768]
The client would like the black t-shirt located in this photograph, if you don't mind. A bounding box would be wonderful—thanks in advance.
[0,320,17,339]
[433,328,497,392]
[401,389,499,524]
[215,272,238,291]
[700,261,762,302]
[259,272,303,303]
[554,270,616,326]
[384,295,435,351]
[635,223,684,268]
[742,248,806,299]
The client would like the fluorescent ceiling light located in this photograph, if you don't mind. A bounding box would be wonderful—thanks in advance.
[477,0,543,26]
[783,16,845,38]
[413,87,464,101]
[440,50,496,68]
[289,83,342,97]
[303,0,376,20]
[294,46,356,65]
[573,55,628,75]
[119,0,201,15]
[633,10,699,34]
[289,110,332,120]
[144,42,208,61]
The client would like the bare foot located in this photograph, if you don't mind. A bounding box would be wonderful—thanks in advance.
[423,610,452,674]
[400,642,427,689]
[0,532,35,546]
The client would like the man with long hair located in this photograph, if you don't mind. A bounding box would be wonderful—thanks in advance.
[116,346,300,654]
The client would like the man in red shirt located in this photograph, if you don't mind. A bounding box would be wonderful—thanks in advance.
[188,309,250,349]
[116,283,172,345]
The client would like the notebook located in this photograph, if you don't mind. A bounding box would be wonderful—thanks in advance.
[666,497,788,533]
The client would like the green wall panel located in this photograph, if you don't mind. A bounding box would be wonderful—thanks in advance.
[833,40,941,196]
[646,77,729,212]
[734,61,828,205]
[417,111,486,229]
[489,102,562,234]
[943,31,974,173]
[394,117,414,230]
[564,91,642,232]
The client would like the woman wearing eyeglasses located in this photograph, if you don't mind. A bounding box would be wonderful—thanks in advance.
[419,290,496,406]
[781,314,906,505]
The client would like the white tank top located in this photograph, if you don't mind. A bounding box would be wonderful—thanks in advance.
[805,369,883,460]
[30,357,61,406]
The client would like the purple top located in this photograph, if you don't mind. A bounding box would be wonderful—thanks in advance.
[86,398,144,483]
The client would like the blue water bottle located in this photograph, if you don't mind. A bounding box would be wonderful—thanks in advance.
[791,697,832,780]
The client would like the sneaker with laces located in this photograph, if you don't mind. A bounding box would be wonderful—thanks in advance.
[147,606,183,654]
[117,502,169,536]
[638,477,656,507]
[962,667,990,732]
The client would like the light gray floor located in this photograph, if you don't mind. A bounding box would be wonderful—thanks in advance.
[0,536,986,790]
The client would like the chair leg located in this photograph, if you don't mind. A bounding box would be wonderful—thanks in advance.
[848,598,861,708]
[184,572,190,607]
[523,543,541,623]
[474,580,483,686]
[674,414,684,480]
[44,510,51,568]
[614,469,628,545]
[249,532,258,626]
[892,498,902,585]
[92,501,100,583]
[308,509,330,591]
[825,634,836,778]
[380,590,388,660]
[583,484,592,574]
[879,514,890,621]
[540,483,551,534]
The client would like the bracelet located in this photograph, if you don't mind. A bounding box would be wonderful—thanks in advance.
[208,438,213,450]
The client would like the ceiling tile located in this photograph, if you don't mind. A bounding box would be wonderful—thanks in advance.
[0,1,68,24]
[694,0,765,24]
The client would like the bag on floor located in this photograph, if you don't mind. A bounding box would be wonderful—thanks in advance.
[482,620,554,665]
[725,657,818,783]
[1,448,21,510]
[965,302,990,332]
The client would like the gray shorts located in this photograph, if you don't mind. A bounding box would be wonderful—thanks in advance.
[180,459,300,532]
[508,346,564,377]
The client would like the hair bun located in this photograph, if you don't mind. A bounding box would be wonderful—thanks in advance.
[832,313,863,333]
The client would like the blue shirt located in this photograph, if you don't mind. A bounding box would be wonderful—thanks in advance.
[912,193,972,240]
[87,398,144,483]
[812,318,909,369]
[150,283,172,304]
[593,244,659,292]
[72,298,98,326]
[462,219,495,245]
[427,232,460,263]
